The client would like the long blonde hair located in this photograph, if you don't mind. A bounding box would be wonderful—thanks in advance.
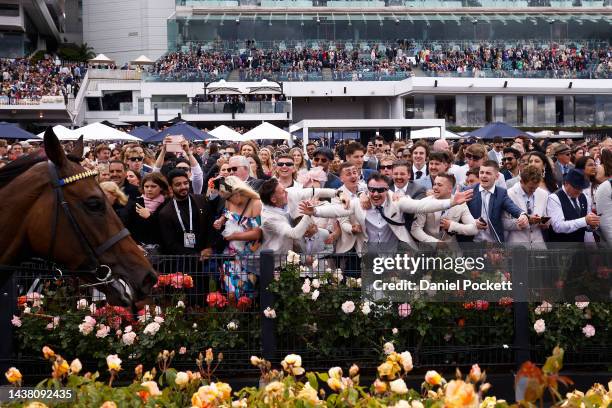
[100,181,129,206]
[289,147,307,170]
[219,175,260,200]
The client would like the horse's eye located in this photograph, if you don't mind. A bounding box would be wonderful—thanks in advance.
[84,198,106,213]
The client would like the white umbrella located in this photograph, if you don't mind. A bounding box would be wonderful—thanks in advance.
[410,127,460,140]
[75,122,140,141]
[36,125,79,141]
[243,122,291,140]
[88,53,115,64]
[248,79,282,95]
[208,125,246,141]
[130,55,154,65]
[206,79,243,95]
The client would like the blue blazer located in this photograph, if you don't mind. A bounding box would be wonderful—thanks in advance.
[465,184,524,243]
[361,168,375,182]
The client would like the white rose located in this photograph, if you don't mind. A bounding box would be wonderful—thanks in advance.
[312,279,320,289]
[143,322,161,336]
[227,321,238,331]
[301,282,311,294]
[175,371,189,388]
[311,290,320,301]
[122,331,137,346]
[383,341,395,355]
[154,316,164,324]
[69,359,82,375]
[575,301,589,310]
[264,307,277,319]
[96,324,110,338]
[389,378,408,394]
[399,351,413,372]
[76,299,88,310]
[341,301,355,314]
[534,319,546,334]
[392,328,398,335]
[89,303,97,314]
[176,301,185,309]
[361,302,371,315]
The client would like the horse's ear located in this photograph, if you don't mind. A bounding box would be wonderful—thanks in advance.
[44,126,66,167]
[70,135,84,159]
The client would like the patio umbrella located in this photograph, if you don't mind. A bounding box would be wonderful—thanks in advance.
[464,122,530,140]
[147,122,214,142]
[75,122,141,141]
[0,122,36,140]
[243,122,291,140]
[130,55,154,65]
[208,125,246,142]
[206,80,243,95]
[248,79,282,95]
[129,126,157,140]
[88,53,115,65]
[36,125,79,141]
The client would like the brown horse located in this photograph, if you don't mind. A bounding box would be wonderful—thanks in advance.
[0,128,157,307]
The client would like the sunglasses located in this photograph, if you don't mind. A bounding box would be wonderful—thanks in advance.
[501,157,515,162]
[368,186,389,194]
[375,144,384,147]
[228,167,240,172]
[313,157,328,163]
[465,154,482,161]
[277,162,294,167]
[379,165,394,170]
[128,157,144,162]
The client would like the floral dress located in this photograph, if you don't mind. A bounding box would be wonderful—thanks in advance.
[220,208,261,300]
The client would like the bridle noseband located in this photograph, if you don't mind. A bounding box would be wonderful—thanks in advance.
[46,160,131,289]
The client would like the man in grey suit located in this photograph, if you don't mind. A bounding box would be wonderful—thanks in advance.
[552,144,574,187]
[487,136,505,164]
[390,160,426,199]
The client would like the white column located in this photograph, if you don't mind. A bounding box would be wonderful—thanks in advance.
[303,127,309,154]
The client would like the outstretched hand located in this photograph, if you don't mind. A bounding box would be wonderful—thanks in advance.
[299,200,316,216]
[451,189,473,206]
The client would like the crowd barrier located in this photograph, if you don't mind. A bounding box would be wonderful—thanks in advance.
[0,244,609,380]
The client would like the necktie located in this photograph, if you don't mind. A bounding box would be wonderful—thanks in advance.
[481,190,490,220]
[563,165,568,176]
[416,170,423,179]
[572,198,580,214]
[375,206,405,226]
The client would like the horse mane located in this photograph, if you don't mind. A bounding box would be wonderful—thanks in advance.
[0,151,83,190]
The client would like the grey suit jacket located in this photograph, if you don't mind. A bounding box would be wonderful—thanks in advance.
[553,161,574,186]
[392,182,427,200]
[488,149,501,164]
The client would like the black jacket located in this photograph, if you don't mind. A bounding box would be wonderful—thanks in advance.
[125,197,165,245]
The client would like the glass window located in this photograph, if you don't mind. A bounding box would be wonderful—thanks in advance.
[575,96,595,127]
[503,96,518,126]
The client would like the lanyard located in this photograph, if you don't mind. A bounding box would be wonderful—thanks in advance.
[173,197,193,233]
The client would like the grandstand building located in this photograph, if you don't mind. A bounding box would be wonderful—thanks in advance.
[0,0,64,58]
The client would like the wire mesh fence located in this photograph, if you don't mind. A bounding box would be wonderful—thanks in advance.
[1,244,610,380]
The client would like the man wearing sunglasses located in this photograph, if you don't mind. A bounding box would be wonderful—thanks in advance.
[552,144,574,186]
[312,147,342,189]
[455,144,506,190]
[299,172,473,252]
[228,155,263,191]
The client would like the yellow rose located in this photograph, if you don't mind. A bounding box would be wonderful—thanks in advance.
[99,402,117,408]
[469,364,482,383]
[390,379,409,394]
[52,358,69,379]
[106,354,122,372]
[205,348,214,365]
[444,380,478,408]
[297,383,321,405]
[141,381,162,397]
[373,379,388,394]
[5,367,22,384]
[69,359,82,375]
[377,362,394,378]
[24,403,49,408]
[250,356,262,366]
[328,366,343,380]
[215,382,232,400]
[231,398,248,408]
[42,346,55,360]
[399,351,413,373]
[192,385,218,408]
[327,377,345,392]
[425,370,443,386]
[349,364,359,378]
[175,371,189,388]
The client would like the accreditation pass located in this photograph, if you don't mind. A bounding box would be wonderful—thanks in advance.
[0,387,75,403]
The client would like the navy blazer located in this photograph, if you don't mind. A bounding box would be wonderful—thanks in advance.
[324,172,343,189]
[465,183,524,243]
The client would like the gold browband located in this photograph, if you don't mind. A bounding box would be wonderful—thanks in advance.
[58,170,98,186]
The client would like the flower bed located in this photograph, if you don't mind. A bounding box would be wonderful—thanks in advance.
[3,345,610,408]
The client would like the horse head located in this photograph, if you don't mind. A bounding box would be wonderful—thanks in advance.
[25,127,158,307]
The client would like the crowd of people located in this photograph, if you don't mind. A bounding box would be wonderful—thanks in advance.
[418,43,612,78]
[2,131,611,299]
[0,56,85,104]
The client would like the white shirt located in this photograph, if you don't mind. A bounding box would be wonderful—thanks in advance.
[393,183,408,196]
[365,206,397,245]
[495,149,503,163]
[547,186,589,235]
[338,184,361,200]
[455,164,507,190]
[412,164,427,181]
[474,185,496,243]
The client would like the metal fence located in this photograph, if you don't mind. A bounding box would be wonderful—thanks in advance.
[1,245,610,381]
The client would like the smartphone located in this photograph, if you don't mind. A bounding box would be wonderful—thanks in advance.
[478,217,487,226]
[539,216,551,224]
[166,135,184,153]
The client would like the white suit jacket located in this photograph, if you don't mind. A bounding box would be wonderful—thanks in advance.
[286,186,337,219]
[261,205,312,253]
[313,192,451,252]
[502,184,548,245]
[410,198,477,243]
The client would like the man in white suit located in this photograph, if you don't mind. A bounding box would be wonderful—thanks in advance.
[502,165,550,247]
[259,178,314,253]
[299,172,473,252]
[411,173,478,245]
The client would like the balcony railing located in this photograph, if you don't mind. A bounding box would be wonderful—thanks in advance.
[120,101,291,115]
[176,0,612,7]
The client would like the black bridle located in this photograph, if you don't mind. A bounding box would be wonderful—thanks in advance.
[46,160,131,291]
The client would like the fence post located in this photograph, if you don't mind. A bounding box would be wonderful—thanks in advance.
[512,246,530,368]
[260,250,277,362]
[0,273,17,375]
